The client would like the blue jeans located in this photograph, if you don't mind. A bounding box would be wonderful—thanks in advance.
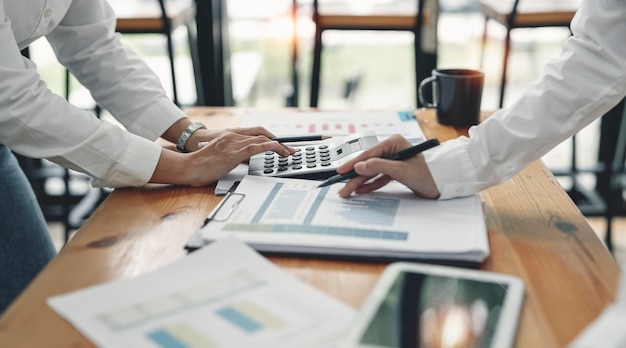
[0,145,56,314]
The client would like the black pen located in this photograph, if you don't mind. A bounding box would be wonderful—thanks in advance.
[316,138,440,188]
[270,135,331,143]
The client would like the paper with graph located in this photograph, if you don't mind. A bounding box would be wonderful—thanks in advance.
[200,175,489,263]
[241,110,426,143]
[47,237,355,348]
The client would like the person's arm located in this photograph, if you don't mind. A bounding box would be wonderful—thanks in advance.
[426,0,625,199]
[1,0,291,188]
[339,0,626,200]
[46,0,185,141]
[47,0,292,158]
[0,0,161,188]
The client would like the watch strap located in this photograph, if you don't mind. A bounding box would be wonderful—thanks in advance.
[176,121,206,152]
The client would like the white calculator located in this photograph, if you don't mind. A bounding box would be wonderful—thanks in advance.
[248,132,379,180]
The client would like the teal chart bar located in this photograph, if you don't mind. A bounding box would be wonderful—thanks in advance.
[224,224,408,240]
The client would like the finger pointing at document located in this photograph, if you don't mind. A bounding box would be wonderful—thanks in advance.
[336,135,441,199]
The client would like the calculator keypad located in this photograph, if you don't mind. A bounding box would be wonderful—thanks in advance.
[261,145,333,176]
[248,132,379,180]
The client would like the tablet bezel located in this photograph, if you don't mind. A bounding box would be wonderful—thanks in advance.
[342,262,525,348]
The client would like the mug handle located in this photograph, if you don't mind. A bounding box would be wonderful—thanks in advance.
[418,76,437,108]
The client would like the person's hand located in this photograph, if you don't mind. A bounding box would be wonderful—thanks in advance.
[336,134,440,199]
[188,131,295,186]
[192,127,295,163]
[151,131,294,187]
[188,126,292,154]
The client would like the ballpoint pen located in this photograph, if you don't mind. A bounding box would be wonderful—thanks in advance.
[197,135,330,149]
[316,138,440,188]
[270,135,331,143]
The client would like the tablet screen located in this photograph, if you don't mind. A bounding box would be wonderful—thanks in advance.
[358,271,510,348]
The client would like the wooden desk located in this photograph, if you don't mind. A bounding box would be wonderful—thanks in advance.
[0,108,619,347]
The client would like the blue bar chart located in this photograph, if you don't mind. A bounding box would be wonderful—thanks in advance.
[217,301,286,333]
[335,196,400,226]
[232,181,408,240]
[148,323,217,348]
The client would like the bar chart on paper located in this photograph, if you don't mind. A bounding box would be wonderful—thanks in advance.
[336,196,400,227]
[222,180,410,241]
[48,238,356,348]
[216,301,286,333]
[200,176,490,262]
[241,110,426,142]
[147,298,292,348]
[148,323,217,348]
[90,270,327,347]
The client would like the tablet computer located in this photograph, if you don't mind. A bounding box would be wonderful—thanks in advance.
[342,262,525,348]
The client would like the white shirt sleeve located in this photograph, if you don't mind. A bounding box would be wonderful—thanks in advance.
[46,0,186,140]
[0,0,185,188]
[424,0,626,200]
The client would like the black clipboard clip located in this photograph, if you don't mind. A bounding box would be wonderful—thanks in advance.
[186,181,245,252]
[204,192,245,225]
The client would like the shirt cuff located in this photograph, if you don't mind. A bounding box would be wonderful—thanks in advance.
[91,131,162,188]
[423,137,480,200]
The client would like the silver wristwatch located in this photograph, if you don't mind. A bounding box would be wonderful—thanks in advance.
[176,121,206,152]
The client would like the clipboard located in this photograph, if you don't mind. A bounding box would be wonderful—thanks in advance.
[184,175,489,267]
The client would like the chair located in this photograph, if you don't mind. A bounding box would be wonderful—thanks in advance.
[66,0,200,107]
[113,0,199,106]
[479,0,580,108]
[307,0,433,108]
[601,98,626,253]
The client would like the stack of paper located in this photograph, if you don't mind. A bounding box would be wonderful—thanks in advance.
[48,237,355,348]
[199,175,490,264]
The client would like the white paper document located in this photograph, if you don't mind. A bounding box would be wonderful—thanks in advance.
[568,271,626,347]
[241,110,426,143]
[200,175,489,263]
[48,237,355,348]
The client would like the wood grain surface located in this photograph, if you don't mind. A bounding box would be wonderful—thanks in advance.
[0,108,618,347]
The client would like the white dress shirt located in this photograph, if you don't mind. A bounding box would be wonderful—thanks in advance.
[424,0,626,200]
[0,0,186,187]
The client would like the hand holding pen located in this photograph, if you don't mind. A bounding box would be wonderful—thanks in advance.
[327,135,442,199]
